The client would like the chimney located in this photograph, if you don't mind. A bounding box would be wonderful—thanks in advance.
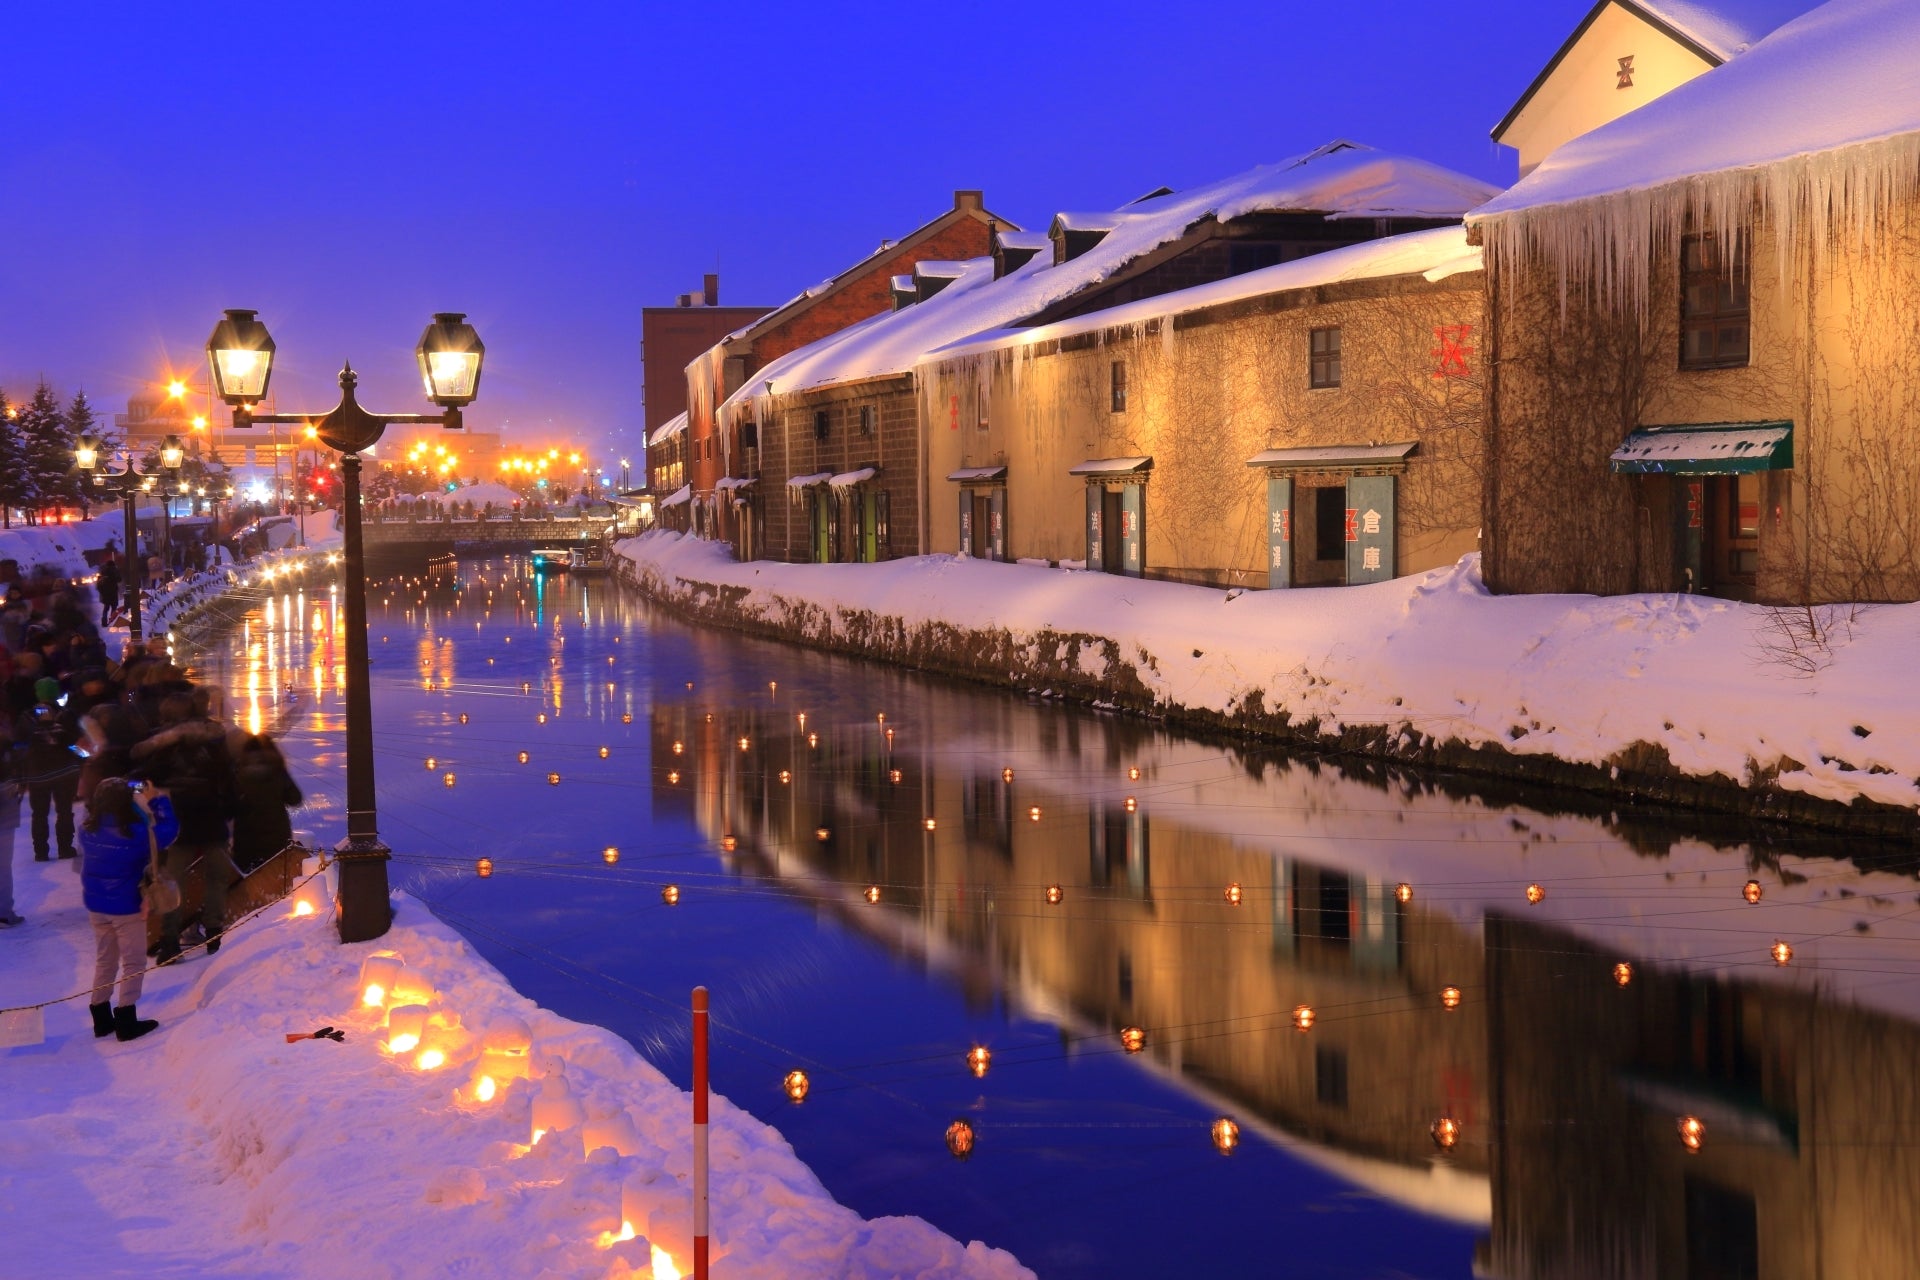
[703,274,719,306]
[953,189,983,212]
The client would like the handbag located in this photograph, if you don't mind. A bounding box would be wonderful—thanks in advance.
[143,817,182,916]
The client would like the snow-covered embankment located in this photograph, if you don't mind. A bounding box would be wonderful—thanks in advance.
[616,531,1920,831]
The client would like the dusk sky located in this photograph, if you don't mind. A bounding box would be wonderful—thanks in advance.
[2,1,1580,460]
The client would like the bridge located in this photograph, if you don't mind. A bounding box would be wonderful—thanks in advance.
[361,513,624,556]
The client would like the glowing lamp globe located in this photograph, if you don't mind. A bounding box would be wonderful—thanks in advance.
[384,1003,429,1054]
[1211,1117,1240,1155]
[1291,1005,1316,1032]
[967,1045,991,1078]
[945,1119,976,1160]
[205,308,276,404]
[415,312,485,407]
[358,955,405,1008]
[783,1070,810,1102]
[1678,1115,1706,1153]
[1119,1026,1146,1054]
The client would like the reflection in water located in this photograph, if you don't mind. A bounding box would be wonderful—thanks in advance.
[191,557,1920,1278]
[648,645,1920,1277]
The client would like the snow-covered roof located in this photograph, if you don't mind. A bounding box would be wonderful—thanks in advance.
[714,475,757,491]
[787,472,833,488]
[1473,0,1920,227]
[727,145,1497,406]
[933,226,1482,362]
[1068,456,1154,478]
[1634,0,1822,59]
[947,465,1008,483]
[913,260,970,281]
[647,412,687,447]
[659,484,691,508]
[1246,442,1420,470]
[1050,212,1124,234]
[994,230,1050,252]
[828,467,878,489]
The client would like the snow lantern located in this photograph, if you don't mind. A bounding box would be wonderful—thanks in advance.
[384,1004,429,1054]
[359,955,405,1008]
[530,1074,584,1144]
[582,1106,641,1158]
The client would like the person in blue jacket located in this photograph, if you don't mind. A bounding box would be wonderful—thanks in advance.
[79,777,177,1041]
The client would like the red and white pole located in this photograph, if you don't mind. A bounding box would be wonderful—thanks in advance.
[692,985,710,1280]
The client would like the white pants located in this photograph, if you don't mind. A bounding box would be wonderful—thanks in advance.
[89,911,149,1006]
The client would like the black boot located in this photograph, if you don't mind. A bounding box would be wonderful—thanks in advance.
[89,1002,114,1038]
[113,1004,159,1042]
[205,928,222,956]
[154,937,182,966]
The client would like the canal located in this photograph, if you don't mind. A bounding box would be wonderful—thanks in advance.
[198,554,1920,1278]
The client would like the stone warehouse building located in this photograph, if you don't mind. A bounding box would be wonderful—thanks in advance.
[724,142,1498,570]
[680,191,1012,553]
[1471,0,1920,604]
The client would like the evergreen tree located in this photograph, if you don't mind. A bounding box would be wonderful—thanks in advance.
[0,390,24,528]
[18,380,76,522]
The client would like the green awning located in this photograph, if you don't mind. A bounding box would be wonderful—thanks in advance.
[1609,422,1793,475]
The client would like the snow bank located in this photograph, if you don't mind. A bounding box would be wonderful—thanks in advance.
[619,532,1920,816]
[0,858,1029,1280]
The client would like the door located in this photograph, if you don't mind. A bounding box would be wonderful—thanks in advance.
[860,490,878,563]
[1101,489,1124,574]
[1345,475,1395,585]
[1705,475,1760,600]
[987,488,1006,561]
[811,491,831,563]
[971,493,992,558]
[1672,477,1705,592]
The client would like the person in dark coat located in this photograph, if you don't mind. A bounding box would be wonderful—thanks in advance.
[12,676,82,861]
[78,778,177,1040]
[231,734,302,875]
[133,694,238,963]
[95,549,122,630]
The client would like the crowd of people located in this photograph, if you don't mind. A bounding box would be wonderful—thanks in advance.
[1,553,303,1043]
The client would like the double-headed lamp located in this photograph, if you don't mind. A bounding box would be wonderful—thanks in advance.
[416,312,485,407]
[205,308,276,404]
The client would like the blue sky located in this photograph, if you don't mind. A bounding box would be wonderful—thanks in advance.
[0,1,1581,457]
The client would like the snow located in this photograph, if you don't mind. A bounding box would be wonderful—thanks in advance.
[647,412,688,447]
[1066,457,1152,477]
[1472,0,1920,305]
[659,485,691,509]
[0,857,1031,1279]
[1608,422,1791,471]
[946,466,1007,483]
[1638,0,1824,59]
[785,473,833,489]
[1247,442,1418,469]
[439,481,524,508]
[827,467,877,490]
[726,146,1496,408]
[714,476,756,492]
[620,532,1920,816]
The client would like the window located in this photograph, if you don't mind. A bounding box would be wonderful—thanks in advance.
[1110,361,1128,413]
[1681,233,1750,369]
[813,408,830,442]
[1309,327,1342,388]
[740,420,758,450]
[1315,1045,1348,1109]
[859,404,874,436]
[1314,487,1347,562]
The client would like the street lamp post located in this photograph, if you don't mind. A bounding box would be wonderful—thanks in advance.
[73,433,184,644]
[205,308,486,944]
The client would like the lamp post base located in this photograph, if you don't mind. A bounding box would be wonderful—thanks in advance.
[334,837,393,943]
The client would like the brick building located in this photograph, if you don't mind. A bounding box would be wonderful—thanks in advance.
[683,190,1011,546]
[641,275,765,518]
